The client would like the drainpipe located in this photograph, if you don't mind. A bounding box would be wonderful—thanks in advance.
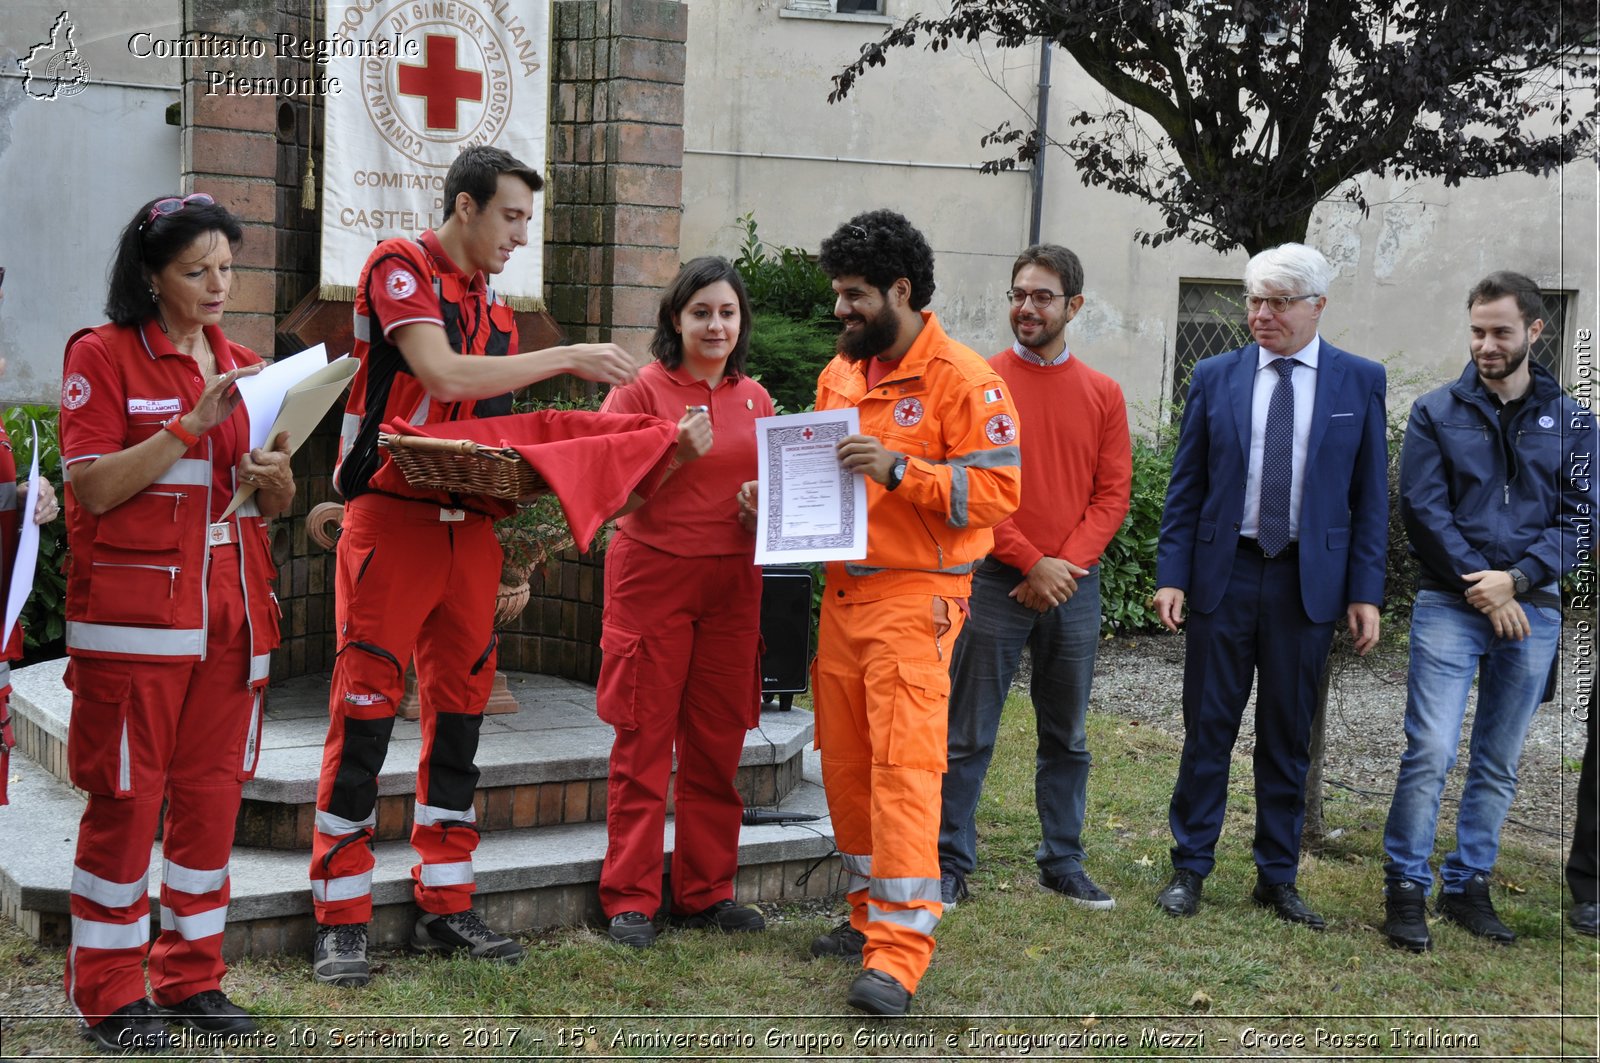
[1028,41,1053,245]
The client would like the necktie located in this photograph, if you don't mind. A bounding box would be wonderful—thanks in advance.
[1257,357,1297,558]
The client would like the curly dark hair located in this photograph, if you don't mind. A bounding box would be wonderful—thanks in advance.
[105,196,244,327]
[649,256,753,375]
[818,209,936,310]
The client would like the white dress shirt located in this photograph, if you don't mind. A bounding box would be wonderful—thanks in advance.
[1240,335,1320,541]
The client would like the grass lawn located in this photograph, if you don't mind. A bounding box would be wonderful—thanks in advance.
[3,698,1596,1059]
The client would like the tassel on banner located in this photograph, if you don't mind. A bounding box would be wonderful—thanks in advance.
[504,295,549,313]
[319,284,360,303]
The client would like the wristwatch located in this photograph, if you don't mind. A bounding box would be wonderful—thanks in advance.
[1507,566,1530,596]
[886,456,908,492]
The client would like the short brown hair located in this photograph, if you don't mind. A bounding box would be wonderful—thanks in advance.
[1467,271,1544,328]
[442,145,543,220]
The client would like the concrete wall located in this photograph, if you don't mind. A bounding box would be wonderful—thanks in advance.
[0,1,183,403]
[680,2,1597,419]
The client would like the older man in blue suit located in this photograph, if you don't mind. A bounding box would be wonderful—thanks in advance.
[1153,243,1388,927]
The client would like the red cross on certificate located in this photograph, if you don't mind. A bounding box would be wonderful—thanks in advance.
[801,427,815,441]
[397,34,484,131]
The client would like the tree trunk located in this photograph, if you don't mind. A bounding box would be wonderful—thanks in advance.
[1301,652,1334,852]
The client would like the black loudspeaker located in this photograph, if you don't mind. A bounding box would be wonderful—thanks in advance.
[760,566,813,696]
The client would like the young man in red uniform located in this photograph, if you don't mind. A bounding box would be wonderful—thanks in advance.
[310,146,637,987]
[938,244,1131,910]
[743,210,1021,1016]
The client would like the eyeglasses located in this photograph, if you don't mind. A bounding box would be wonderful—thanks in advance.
[141,193,215,229]
[1006,287,1066,309]
[1245,292,1319,314]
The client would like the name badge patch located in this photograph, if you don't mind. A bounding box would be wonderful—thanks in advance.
[129,397,183,415]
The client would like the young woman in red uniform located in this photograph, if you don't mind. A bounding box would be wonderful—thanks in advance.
[596,257,774,947]
[58,195,295,1051]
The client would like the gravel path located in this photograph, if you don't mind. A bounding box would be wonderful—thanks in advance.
[1082,623,1592,859]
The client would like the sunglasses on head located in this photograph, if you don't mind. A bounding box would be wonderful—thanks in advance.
[141,193,216,229]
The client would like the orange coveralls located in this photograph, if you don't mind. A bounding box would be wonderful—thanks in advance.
[812,311,1021,992]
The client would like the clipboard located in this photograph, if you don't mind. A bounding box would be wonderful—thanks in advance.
[222,353,359,518]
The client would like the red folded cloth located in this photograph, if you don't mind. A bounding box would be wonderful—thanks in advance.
[383,410,678,551]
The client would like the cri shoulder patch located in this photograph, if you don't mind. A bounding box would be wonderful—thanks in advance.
[62,373,92,410]
[385,268,419,300]
[985,413,1017,445]
[893,396,924,426]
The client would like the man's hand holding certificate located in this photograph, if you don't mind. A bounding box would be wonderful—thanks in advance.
[745,409,869,564]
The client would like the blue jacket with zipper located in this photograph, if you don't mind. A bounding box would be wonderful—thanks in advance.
[1399,360,1594,596]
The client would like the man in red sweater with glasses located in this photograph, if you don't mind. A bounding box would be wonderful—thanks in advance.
[938,244,1132,909]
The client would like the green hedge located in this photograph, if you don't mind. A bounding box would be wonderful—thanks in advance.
[1,405,66,654]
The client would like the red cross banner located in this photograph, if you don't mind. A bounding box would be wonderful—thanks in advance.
[320,0,550,309]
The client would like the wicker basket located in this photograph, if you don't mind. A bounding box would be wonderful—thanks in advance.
[379,433,550,500]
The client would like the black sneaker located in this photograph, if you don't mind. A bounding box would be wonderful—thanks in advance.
[939,871,969,907]
[414,909,525,961]
[608,911,657,948]
[1381,880,1433,952]
[313,922,371,987]
[1437,874,1515,944]
[808,919,866,959]
[1040,868,1116,910]
[159,989,258,1034]
[846,969,912,1017]
[82,998,172,1053]
[671,899,766,933]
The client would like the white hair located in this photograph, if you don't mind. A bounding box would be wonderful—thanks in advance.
[1243,243,1332,296]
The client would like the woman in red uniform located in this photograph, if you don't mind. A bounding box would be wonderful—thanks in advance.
[58,194,295,1051]
[597,257,774,947]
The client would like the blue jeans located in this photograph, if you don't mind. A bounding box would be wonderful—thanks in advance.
[1383,589,1562,894]
[939,560,1101,878]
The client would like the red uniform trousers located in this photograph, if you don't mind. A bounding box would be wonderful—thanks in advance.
[596,535,761,918]
[310,493,500,925]
[64,541,262,1022]
[813,591,964,995]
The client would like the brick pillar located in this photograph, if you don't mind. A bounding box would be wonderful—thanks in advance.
[547,0,687,359]
[181,0,279,357]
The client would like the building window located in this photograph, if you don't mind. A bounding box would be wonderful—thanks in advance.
[780,1,890,21]
[1532,289,1572,381]
[1173,281,1249,405]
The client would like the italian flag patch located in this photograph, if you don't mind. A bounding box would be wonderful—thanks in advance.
[984,387,1004,404]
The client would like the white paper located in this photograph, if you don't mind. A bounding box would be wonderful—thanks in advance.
[4,423,42,644]
[754,409,868,564]
[221,353,359,519]
[235,343,331,451]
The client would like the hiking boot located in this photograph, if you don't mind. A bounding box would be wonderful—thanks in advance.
[1382,880,1433,952]
[808,919,866,959]
[846,969,912,1017]
[1437,874,1515,943]
[82,998,172,1053]
[313,922,371,988]
[414,909,525,961]
[1040,868,1116,910]
[670,899,766,933]
[940,871,969,908]
[607,911,657,948]
[159,989,257,1034]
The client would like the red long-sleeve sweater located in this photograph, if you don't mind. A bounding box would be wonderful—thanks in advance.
[988,351,1132,573]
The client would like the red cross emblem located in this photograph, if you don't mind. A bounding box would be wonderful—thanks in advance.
[397,35,484,131]
[985,413,1016,445]
[801,427,815,441]
[62,373,91,410]
[894,397,924,426]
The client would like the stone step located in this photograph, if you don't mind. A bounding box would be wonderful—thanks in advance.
[9,660,813,848]
[1,738,841,961]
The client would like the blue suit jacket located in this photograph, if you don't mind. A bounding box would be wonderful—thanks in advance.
[1155,340,1388,624]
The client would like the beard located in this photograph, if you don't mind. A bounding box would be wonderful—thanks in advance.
[838,304,901,362]
[1011,309,1065,352]
[1474,335,1532,381]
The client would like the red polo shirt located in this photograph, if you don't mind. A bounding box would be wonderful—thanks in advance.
[600,361,772,557]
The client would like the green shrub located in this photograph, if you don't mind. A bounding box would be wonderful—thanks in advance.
[1099,421,1179,634]
[747,311,835,414]
[732,212,836,322]
[0,405,66,655]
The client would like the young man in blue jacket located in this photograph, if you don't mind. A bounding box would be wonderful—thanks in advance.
[1382,270,1595,951]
